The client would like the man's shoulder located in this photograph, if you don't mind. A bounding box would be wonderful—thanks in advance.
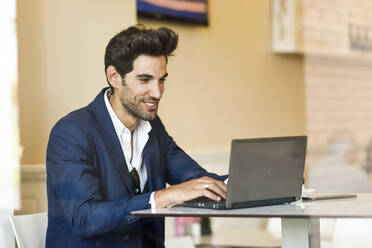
[61,106,94,124]
[50,106,95,137]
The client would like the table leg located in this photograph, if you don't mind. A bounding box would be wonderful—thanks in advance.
[281,218,320,248]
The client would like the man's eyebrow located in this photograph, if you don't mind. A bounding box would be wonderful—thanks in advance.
[136,73,168,79]
[136,73,153,78]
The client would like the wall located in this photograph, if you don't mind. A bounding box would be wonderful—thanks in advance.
[18,0,305,164]
[17,0,137,164]
[301,0,372,177]
[294,0,372,164]
[141,0,306,154]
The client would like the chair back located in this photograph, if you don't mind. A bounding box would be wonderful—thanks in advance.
[9,212,47,248]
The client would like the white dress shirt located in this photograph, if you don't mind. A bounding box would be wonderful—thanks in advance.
[104,89,156,207]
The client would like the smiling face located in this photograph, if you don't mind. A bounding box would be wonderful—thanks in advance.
[109,54,168,125]
[120,55,167,121]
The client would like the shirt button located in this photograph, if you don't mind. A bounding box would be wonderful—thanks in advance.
[120,234,130,241]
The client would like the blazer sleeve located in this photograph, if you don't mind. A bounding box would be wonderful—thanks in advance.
[47,119,151,239]
[155,118,228,185]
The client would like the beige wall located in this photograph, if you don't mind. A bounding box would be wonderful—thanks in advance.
[18,0,305,164]
[18,0,136,164]
[302,0,372,166]
[142,0,306,154]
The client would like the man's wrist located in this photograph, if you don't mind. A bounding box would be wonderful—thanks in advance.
[154,189,171,208]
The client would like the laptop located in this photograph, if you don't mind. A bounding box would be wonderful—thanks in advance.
[174,136,307,209]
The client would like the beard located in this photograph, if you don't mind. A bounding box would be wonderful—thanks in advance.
[119,81,158,121]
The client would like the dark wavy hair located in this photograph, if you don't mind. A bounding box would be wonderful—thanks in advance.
[104,24,178,91]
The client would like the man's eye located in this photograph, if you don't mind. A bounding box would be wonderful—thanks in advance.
[159,78,167,83]
[139,79,149,83]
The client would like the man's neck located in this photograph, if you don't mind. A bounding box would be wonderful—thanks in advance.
[109,92,139,132]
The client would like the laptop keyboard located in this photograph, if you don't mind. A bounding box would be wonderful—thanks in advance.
[174,197,227,209]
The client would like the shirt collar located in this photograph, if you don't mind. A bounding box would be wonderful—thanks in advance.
[104,89,151,137]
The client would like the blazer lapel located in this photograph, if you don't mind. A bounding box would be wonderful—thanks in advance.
[143,129,162,192]
[90,88,134,196]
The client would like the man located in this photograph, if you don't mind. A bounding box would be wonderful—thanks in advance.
[46,25,227,248]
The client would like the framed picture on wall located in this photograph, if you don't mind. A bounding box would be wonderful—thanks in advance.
[137,0,209,25]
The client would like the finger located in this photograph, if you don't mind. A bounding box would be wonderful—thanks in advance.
[201,177,227,192]
[200,178,227,193]
[213,179,228,192]
[201,189,222,202]
[203,182,227,199]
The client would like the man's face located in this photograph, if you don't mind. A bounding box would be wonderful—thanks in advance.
[118,55,167,121]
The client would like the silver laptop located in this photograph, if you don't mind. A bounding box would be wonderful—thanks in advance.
[175,136,307,209]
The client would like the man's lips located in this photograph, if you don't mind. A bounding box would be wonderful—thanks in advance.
[142,100,159,111]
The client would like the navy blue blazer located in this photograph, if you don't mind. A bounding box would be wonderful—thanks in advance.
[46,88,226,248]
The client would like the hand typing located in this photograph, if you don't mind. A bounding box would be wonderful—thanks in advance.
[154,176,227,208]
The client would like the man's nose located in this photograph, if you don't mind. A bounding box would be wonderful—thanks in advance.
[150,82,163,99]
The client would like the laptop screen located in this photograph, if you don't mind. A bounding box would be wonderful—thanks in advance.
[226,136,307,208]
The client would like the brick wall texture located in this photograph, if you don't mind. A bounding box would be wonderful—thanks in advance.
[302,0,372,168]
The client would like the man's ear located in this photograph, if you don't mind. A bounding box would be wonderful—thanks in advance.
[106,65,122,90]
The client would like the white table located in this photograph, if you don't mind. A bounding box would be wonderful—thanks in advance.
[132,193,372,248]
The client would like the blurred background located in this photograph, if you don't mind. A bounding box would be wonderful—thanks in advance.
[2,0,372,247]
